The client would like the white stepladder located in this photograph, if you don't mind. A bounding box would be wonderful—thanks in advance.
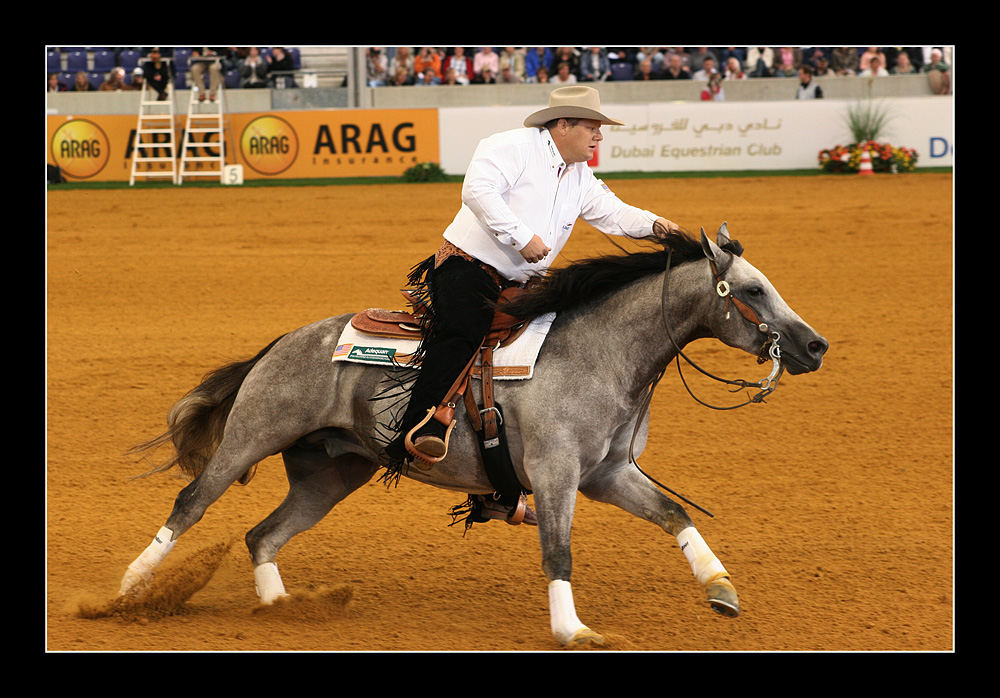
[129,62,178,186]
[178,82,228,184]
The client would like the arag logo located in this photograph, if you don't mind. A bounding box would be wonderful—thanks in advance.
[240,115,298,175]
[50,119,110,179]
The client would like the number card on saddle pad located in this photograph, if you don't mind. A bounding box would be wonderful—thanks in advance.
[331,311,557,379]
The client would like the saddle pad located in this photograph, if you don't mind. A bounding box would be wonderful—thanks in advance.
[332,312,556,380]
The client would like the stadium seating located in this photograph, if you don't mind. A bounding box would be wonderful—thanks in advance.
[173,48,191,72]
[610,62,633,81]
[118,50,141,72]
[65,50,88,72]
[45,47,951,95]
[92,49,116,73]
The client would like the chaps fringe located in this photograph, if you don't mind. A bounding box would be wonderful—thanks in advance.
[369,254,438,484]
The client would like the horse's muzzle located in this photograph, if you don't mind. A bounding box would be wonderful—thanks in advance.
[781,332,829,374]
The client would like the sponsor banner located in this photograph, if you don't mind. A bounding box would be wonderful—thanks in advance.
[48,115,133,181]
[437,97,953,174]
[602,101,836,171]
[46,97,950,182]
[47,108,440,182]
[599,99,953,171]
[233,109,438,178]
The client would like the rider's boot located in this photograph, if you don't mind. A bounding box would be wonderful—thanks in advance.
[404,406,455,464]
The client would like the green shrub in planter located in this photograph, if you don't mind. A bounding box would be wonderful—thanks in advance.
[402,162,448,182]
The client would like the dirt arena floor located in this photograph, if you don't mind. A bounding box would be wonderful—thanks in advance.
[45,172,953,652]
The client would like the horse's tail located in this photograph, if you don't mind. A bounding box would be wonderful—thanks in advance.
[128,335,286,481]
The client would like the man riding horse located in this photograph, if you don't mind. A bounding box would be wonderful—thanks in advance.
[385,86,683,523]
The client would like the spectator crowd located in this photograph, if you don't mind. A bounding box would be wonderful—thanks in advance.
[365,47,950,90]
[48,46,953,97]
[47,47,301,94]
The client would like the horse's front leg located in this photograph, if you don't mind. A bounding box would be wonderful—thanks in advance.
[580,461,740,617]
[528,456,606,648]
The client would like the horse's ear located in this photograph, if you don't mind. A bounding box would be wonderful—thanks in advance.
[717,221,730,247]
[700,226,723,262]
[716,221,744,257]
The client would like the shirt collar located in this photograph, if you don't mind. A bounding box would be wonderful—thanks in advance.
[539,127,567,176]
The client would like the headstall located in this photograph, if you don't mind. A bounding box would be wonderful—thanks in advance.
[664,241,784,410]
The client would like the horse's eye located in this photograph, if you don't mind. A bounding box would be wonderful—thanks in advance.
[745,286,764,298]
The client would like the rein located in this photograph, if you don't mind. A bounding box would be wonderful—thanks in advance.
[628,241,784,518]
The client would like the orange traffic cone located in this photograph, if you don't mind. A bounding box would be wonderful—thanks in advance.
[858,146,874,175]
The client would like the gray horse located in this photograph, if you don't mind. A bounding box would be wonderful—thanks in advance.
[119,224,828,648]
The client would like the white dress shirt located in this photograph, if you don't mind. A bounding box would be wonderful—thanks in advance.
[442,126,660,283]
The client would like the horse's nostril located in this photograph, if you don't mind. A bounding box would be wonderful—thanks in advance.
[808,339,828,356]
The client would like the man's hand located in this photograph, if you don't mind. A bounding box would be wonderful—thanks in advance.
[519,235,551,263]
[652,218,681,238]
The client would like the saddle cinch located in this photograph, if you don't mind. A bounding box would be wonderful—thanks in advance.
[349,286,533,519]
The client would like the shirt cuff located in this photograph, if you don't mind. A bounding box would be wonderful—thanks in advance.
[496,220,536,250]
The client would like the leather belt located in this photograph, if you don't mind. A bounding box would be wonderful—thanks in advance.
[434,240,519,289]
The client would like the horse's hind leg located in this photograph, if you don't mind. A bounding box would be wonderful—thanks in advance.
[118,437,276,597]
[580,463,740,617]
[246,443,378,604]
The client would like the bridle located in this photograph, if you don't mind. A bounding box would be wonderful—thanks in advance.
[628,236,784,517]
[669,240,784,410]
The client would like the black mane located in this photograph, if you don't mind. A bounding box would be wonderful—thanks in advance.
[499,230,705,319]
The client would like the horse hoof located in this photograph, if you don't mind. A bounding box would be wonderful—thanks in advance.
[706,576,740,617]
[258,592,291,606]
[564,627,606,648]
[118,567,152,598]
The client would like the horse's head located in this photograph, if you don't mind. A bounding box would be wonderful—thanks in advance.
[699,222,828,375]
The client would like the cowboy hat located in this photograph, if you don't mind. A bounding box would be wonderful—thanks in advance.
[523,85,624,127]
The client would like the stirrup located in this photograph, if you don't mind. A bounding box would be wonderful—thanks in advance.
[476,493,537,526]
[507,493,528,524]
[404,406,455,465]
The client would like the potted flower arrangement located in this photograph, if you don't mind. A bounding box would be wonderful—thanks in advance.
[819,140,919,173]
[818,100,919,174]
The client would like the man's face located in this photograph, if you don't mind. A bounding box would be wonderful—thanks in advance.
[555,118,603,164]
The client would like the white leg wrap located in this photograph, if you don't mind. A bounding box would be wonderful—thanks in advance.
[119,526,176,596]
[676,526,728,585]
[548,580,587,644]
[253,562,289,604]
